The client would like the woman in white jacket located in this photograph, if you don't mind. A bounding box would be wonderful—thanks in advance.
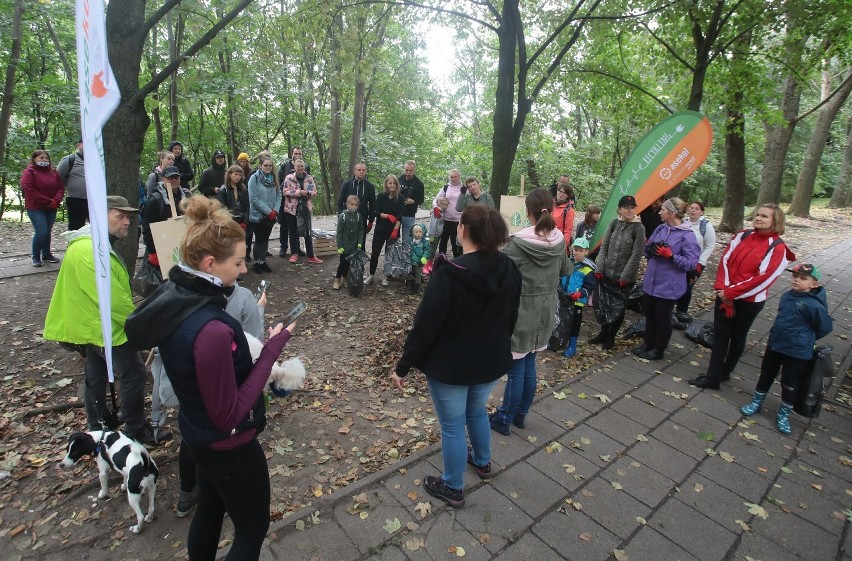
[675,201,716,316]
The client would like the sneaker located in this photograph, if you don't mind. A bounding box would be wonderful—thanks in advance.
[42,255,60,264]
[333,278,341,290]
[132,424,172,447]
[381,277,389,286]
[261,262,273,273]
[364,274,373,285]
[32,257,43,267]
[467,449,492,480]
[307,256,323,264]
[489,412,511,436]
[512,414,526,429]
[253,263,266,274]
[176,487,198,518]
[423,475,465,509]
[289,255,299,263]
[266,252,273,258]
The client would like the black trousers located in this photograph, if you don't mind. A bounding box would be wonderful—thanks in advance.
[283,213,313,257]
[705,298,764,382]
[336,253,350,279]
[676,269,702,313]
[251,219,274,262]
[438,220,460,257]
[188,438,270,561]
[570,306,584,337]
[244,222,254,258]
[756,347,810,404]
[643,294,676,350]
[66,197,89,230]
[370,228,393,275]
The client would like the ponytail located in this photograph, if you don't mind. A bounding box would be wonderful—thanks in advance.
[525,188,556,236]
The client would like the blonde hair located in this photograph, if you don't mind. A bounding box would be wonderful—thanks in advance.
[385,174,400,199]
[179,196,245,268]
[666,197,688,218]
[758,203,786,235]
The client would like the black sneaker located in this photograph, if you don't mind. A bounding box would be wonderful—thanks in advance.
[261,262,273,273]
[176,487,198,518]
[132,424,172,447]
[253,263,265,274]
[43,255,60,264]
[423,475,465,509]
[467,449,492,480]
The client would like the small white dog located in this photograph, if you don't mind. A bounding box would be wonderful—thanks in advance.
[245,333,307,394]
[60,431,158,533]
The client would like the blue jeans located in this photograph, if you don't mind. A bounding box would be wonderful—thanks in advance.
[28,209,57,260]
[427,378,497,490]
[401,216,415,245]
[497,352,537,422]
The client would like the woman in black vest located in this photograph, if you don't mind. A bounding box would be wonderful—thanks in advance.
[127,196,295,561]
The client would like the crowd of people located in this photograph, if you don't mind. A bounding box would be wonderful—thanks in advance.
[23,140,833,559]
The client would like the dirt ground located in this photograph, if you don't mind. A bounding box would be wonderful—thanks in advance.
[0,206,849,560]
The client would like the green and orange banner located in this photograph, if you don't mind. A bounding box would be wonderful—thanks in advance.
[590,111,713,249]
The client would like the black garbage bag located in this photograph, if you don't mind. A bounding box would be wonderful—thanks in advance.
[347,250,369,297]
[626,283,645,313]
[685,319,714,348]
[624,318,646,339]
[383,239,412,278]
[794,346,833,418]
[548,288,574,351]
[671,311,693,330]
[132,259,164,298]
[593,277,627,326]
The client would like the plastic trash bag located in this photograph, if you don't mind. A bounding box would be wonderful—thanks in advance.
[548,288,574,351]
[347,250,369,297]
[626,283,645,313]
[671,311,693,331]
[383,239,412,278]
[794,346,833,418]
[624,318,646,339]
[132,259,163,298]
[593,277,627,326]
[685,319,714,348]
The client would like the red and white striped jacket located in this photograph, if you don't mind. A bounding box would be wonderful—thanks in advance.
[714,229,795,303]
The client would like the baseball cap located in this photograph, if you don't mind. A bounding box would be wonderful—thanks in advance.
[162,166,181,178]
[618,195,637,208]
[213,149,226,158]
[572,237,590,249]
[787,263,821,281]
[106,195,138,213]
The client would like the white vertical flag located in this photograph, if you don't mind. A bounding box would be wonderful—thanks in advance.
[76,0,121,382]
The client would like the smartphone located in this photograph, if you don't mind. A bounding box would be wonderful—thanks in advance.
[281,301,307,326]
[256,280,272,299]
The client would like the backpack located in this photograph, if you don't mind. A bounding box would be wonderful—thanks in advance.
[699,217,708,237]
[738,229,784,257]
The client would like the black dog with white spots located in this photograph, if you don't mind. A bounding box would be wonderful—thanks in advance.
[60,431,158,533]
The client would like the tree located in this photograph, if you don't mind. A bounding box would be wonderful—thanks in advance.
[828,113,852,208]
[0,0,25,214]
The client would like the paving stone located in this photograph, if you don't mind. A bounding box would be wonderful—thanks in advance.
[384,456,442,506]
[733,528,812,561]
[752,501,840,561]
[686,391,742,425]
[509,409,568,444]
[333,486,414,555]
[627,436,697,482]
[792,439,852,480]
[676,473,757,534]
[454,485,533,554]
[402,510,491,561]
[266,520,359,561]
[631,382,688,413]
[812,409,852,438]
[664,360,708,380]
[532,388,592,430]
[490,461,567,518]
[585,407,650,446]
[365,544,409,561]
[622,525,699,561]
[766,477,847,536]
[562,425,627,467]
[532,510,621,561]
[525,447,601,494]
[714,431,789,479]
[602,357,656,384]
[574,476,651,539]
[669,407,731,437]
[563,382,613,413]
[801,423,851,454]
[580,371,636,400]
[610,394,669,428]
[617,353,672,375]
[601,455,676,509]
[778,458,851,511]
[652,419,718,460]
[649,372,703,399]
[696,455,773,503]
[650,498,737,561]
[496,532,565,561]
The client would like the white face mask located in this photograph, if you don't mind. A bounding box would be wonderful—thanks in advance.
[36,161,50,167]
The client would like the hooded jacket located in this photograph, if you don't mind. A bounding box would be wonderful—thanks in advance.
[715,229,795,303]
[409,223,430,265]
[282,171,317,215]
[21,163,64,211]
[337,176,376,221]
[197,153,227,197]
[642,222,701,300]
[396,251,522,385]
[562,257,597,307]
[43,226,133,346]
[595,216,645,284]
[336,208,364,255]
[504,226,572,356]
[432,183,463,223]
[168,141,194,190]
[399,174,425,217]
[768,286,832,359]
[217,181,249,225]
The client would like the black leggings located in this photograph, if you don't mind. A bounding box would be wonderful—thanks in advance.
[179,441,197,492]
[439,221,460,257]
[756,347,810,404]
[283,212,314,257]
[643,294,676,350]
[570,306,584,337]
[336,253,350,279]
[676,270,702,313]
[251,219,274,262]
[370,229,393,275]
[705,298,764,382]
[188,438,270,561]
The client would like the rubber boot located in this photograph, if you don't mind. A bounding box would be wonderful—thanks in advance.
[776,402,794,435]
[740,391,766,416]
[563,337,578,358]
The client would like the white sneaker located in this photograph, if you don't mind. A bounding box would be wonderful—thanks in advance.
[381,277,389,286]
[332,278,340,290]
[364,274,373,285]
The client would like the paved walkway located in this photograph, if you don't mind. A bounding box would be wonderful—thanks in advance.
[260,238,852,561]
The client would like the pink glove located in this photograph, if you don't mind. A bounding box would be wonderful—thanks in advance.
[616,279,628,288]
[594,272,603,280]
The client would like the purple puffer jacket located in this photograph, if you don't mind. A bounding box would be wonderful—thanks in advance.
[642,223,700,300]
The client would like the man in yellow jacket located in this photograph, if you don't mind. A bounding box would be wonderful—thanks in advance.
[44,196,170,446]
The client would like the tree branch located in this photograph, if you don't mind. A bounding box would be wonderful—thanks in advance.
[570,68,674,113]
[136,0,253,102]
[641,21,693,71]
[141,0,184,37]
[526,0,586,69]
[339,0,498,32]
[794,69,852,123]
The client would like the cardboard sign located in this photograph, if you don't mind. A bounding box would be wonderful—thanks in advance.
[500,176,530,233]
[149,188,185,278]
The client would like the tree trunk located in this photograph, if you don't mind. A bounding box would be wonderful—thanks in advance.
[0,0,24,178]
[166,8,184,142]
[720,94,746,233]
[45,18,73,82]
[348,78,365,176]
[789,67,852,217]
[327,15,343,197]
[828,114,852,208]
[490,2,521,206]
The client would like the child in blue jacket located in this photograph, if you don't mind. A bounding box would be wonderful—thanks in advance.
[560,237,597,358]
[408,222,430,294]
[740,263,833,434]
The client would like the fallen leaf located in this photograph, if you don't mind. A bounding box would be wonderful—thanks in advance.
[719,451,735,463]
[799,465,823,477]
[744,502,769,520]
[478,533,490,545]
[694,483,704,493]
[635,516,646,525]
[546,442,563,453]
[689,361,700,366]
[527,436,538,443]
[594,393,612,403]
[811,484,823,491]
[407,491,418,501]
[635,434,649,442]
[383,518,402,533]
[405,538,423,551]
[563,464,577,474]
[414,502,431,518]
[579,532,592,541]
[359,512,369,520]
[611,481,623,491]
[448,545,466,557]
[735,519,750,531]
[553,391,568,400]
[599,454,611,462]
[613,549,628,561]
[739,431,761,442]
[580,436,592,445]
[780,466,792,474]
[295,520,305,530]
[696,431,715,442]
[577,392,588,399]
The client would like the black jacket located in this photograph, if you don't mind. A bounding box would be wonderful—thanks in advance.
[142,184,190,256]
[168,141,195,190]
[337,176,376,221]
[396,251,521,385]
[373,192,405,236]
[399,174,425,217]
[217,184,249,224]
[197,155,227,198]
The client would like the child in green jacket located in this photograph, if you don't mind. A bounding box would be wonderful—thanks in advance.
[408,222,430,293]
[334,195,364,290]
